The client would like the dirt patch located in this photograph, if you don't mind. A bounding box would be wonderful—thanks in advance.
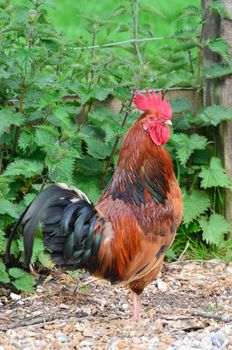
[0,260,231,349]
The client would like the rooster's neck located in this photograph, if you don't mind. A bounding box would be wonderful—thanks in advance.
[104,122,174,206]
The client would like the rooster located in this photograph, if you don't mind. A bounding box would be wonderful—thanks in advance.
[6,90,183,320]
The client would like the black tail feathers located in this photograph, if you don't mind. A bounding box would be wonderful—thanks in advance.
[5,183,101,269]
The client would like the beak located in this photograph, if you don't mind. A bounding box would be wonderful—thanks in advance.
[164,120,172,126]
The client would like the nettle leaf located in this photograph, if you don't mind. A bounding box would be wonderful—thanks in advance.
[76,156,104,176]
[202,64,232,80]
[0,176,11,198]
[0,262,10,283]
[199,213,231,246]
[8,267,26,279]
[178,5,200,19]
[196,105,232,126]
[4,160,43,178]
[21,193,37,207]
[183,190,211,224]
[35,127,57,148]
[0,199,20,218]
[172,133,207,165]
[13,47,43,70]
[199,157,232,189]
[207,38,230,63]
[78,125,97,139]
[86,138,112,159]
[75,176,101,203]
[91,86,112,101]
[165,70,195,88]
[88,108,116,124]
[113,87,130,101]
[18,129,37,153]
[12,274,35,292]
[48,157,75,182]
[0,229,7,254]
[52,106,72,130]
[0,109,25,137]
[140,4,165,17]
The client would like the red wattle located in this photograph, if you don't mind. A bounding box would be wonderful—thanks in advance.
[149,124,170,146]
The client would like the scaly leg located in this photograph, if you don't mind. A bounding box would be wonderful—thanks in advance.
[132,291,141,321]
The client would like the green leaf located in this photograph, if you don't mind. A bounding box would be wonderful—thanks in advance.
[0,229,7,254]
[38,252,55,269]
[0,199,20,218]
[197,105,232,126]
[178,5,200,19]
[0,176,11,198]
[74,176,101,203]
[88,108,116,124]
[86,138,112,159]
[202,64,232,80]
[199,213,231,246]
[4,160,43,178]
[9,267,26,279]
[207,38,230,63]
[199,157,232,189]
[0,109,25,137]
[92,87,111,101]
[183,190,211,224]
[140,4,165,17]
[18,129,37,153]
[47,157,75,182]
[172,133,208,165]
[13,274,35,292]
[31,237,45,264]
[35,127,57,148]
[0,262,10,283]
[165,70,194,88]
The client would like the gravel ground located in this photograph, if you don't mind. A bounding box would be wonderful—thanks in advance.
[0,260,231,350]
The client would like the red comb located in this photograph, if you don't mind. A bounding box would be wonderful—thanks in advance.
[133,89,172,120]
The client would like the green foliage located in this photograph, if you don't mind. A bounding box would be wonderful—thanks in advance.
[172,133,207,165]
[183,190,210,224]
[0,262,11,283]
[4,160,44,178]
[199,213,231,247]
[0,0,231,294]
[199,157,232,189]
[196,106,232,126]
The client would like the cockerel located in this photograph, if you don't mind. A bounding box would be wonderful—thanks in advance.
[6,90,183,320]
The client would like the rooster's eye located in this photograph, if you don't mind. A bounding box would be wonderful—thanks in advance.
[149,116,154,121]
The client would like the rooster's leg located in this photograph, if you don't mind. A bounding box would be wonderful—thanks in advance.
[132,291,141,321]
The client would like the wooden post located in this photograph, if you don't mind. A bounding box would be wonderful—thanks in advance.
[202,0,232,232]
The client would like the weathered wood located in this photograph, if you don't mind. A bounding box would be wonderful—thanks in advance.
[202,0,232,232]
[220,1,232,233]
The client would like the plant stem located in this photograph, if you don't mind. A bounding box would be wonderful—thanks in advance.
[197,10,207,84]
[11,82,25,156]
[77,28,98,125]
[188,49,194,74]
[130,0,143,65]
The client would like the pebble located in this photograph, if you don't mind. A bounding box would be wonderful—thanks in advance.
[157,278,168,292]
[57,333,69,343]
[10,292,21,301]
